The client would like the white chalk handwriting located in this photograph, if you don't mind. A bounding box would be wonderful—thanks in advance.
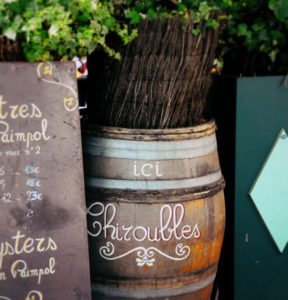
[0,119,50,148]
[133,160,163,177]
[88,202,200,242]
[11,257,55,285]
[0,231,57,270]
[87,202,200,266]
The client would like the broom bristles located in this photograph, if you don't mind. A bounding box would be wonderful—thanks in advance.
[91,16,220,129]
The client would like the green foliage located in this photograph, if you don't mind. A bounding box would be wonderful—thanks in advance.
[269,0,288,20]
[0,0,137,61]
[1,0,288,74]
[123,0,288,74]
[221,0,288,74]
[0,0,224,62]
[124,1,226,29]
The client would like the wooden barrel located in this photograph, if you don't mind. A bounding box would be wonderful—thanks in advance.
[83,120,225,300]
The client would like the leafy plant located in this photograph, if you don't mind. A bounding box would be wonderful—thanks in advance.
[1,0,288,74]
[220,0,288,75]
[0,0,227,62]
[0,0,137,61]
[269,0,288,20]
[123,0,288,75]
[124,0,229,29]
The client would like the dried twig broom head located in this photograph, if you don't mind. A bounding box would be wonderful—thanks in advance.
[89,16,220,129]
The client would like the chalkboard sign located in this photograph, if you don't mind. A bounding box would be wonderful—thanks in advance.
[0,62,91,300]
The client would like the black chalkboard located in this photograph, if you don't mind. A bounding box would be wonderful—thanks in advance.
[0,62,91,300]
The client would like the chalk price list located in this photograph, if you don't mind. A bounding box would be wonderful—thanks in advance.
[0,164,43,215]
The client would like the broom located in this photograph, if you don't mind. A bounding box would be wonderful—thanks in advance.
[89,15,220,129]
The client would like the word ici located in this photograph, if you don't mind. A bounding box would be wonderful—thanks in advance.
[133,160,163,177]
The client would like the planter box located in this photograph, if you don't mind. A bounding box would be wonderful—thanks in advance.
[213,76,288,300]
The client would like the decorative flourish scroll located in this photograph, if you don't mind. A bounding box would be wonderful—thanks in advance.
[99,242,190,267]
[37,62,78,112]
[25,290,43,300]
[0,290,43,300]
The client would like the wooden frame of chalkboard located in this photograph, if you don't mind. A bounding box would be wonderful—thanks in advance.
[0,62,91,300]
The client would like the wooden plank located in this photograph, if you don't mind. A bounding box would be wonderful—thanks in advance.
[0,62,91,299]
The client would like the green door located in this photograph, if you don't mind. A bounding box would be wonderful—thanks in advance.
[234,76,288,300]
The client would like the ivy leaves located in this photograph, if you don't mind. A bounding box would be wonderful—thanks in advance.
[1,0,288,74]
[1,0,225,62]
[0,0,137,61]
[125,0,223,29]
[269,0,288,20]
[208,0,288,74]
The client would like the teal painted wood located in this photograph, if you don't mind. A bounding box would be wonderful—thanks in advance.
[234,76,288,300]
[250,129,288,253]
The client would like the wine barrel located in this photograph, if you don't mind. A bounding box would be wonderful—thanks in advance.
[83,120,225,300]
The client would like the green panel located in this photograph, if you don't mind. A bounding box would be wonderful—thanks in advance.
[235,76,288,300]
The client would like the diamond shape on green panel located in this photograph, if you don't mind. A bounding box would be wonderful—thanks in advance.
[250,129,288,253]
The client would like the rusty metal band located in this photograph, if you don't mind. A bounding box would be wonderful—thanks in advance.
[85,178,225,203]
[92,273,215,298]
[86,170,222,191]
[83,120,217,141]
[84,133,217,160]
